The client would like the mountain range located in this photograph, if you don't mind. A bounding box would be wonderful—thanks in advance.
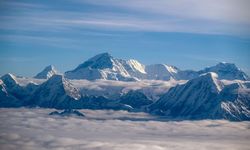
[36,52,248,81]
[0,53,249,121]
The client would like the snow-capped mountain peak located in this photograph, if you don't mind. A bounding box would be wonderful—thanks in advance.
[34,65,58,79]
[1,73,18,87]
[75,52,114,70]
[198,72,223,92]
[65,53,138,81]
[199,62,248,80]
[43,74,81,100]
[28,74,81,109]
[64,53,249,81]
[88,52,112,62]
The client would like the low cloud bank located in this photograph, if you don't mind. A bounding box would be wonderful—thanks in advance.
[0,108,249,150]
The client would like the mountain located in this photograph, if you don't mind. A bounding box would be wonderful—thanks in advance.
[34,65,58,79]
[176,62,249,81]
[64,53,181,81]
[79,95,133,110]
[64,53,192,81]
[49,109,85,117]
[219,82,250,121]
[28,74,130,110]
[0,79,22,107]
[198,62,249,80]
[1,73,18,90]
[65,53,147,81]
[149,72,250,120]
[0,53,249,121]
[145,64,180,80]
[0,71,249,120]
[149,72,223,119]
[0,73,32,102]
[119,90,153,109]
[29,74,82,108]
[65,53,134,81]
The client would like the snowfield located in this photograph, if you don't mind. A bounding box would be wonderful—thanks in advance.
[0,108,250,150]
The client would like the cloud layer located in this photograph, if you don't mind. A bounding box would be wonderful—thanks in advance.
[15,77,185,100]
[0,108,250,150]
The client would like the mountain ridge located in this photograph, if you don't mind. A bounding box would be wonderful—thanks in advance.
[63,53,249,81]
[148,72,249,120]
[34,65,59,79]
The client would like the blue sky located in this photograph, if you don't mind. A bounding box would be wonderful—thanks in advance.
[0,0,250,77]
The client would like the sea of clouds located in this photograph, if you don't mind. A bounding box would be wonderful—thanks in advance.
[0,108,249,150]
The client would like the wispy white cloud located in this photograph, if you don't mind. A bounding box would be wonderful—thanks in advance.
[1,10,249,36]
[78,0,250,36]
[82,0,250,25]
[1,0,250,37]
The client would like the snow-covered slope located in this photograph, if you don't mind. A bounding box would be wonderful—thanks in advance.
[30,75,82,108]
[219,82,250,121]
[122,59,147,80]
[149,72,223,119]
[149,72,250,120]
[145,64,179,80]
[0,74,32,103]
[65,53,138,81]
[1,73,18,90]
[34,65,58,79]
[198,62,249,80]
[0,79,22,107]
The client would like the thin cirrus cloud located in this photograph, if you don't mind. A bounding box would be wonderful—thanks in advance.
[0,0,250,37]
[79,0,250,35]
[82,0,250,25]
